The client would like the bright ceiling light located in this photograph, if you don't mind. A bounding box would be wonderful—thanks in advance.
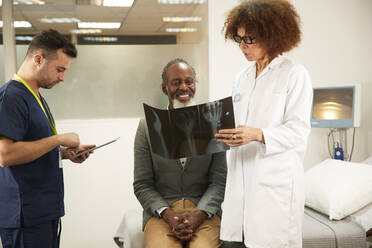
[16,36,34,41]
[84,36,118,42]
[14,21,32,27]
[14,0,45,4]
[166,28,197,32]
[158,0,205,4]
[0,0,45,5]
[103,0,134,7]
[163,17,202,22]
[78,22,121,29]
[70,29,103,34]
[39,18,80,23]
[0,21,32,28]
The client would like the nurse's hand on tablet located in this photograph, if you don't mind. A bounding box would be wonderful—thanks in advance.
[215,125,264,147]
[62,145,96,163]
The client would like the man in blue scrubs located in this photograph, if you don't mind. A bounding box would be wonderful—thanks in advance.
[0,29,95,248]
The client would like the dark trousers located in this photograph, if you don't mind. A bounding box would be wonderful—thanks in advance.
[0,219,60,248]
[221,241,247,248]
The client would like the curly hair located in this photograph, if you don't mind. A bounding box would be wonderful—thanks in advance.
[224,0,301,58]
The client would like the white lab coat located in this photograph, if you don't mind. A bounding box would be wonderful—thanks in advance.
[220,56,312,248]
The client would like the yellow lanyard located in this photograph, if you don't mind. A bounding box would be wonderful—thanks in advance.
[14,73,58,135]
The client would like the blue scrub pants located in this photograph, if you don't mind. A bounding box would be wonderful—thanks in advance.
[0,219,60,248]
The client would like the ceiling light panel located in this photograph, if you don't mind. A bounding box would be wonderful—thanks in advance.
[103,0,134,7]
[166,28,197,32]
[76,0,134,7]
[0,21,32,28]
[14,0,45,4]
[14,21,32,27]
[16,36,34,41]
[163,17,202,22]
[158,0,205,4]
[70,29,103,34]
[84,36,118,42]
[39,18,80,23]
[78,22,121,29]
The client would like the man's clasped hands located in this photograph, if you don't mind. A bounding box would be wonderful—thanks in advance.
[161,208,208,241]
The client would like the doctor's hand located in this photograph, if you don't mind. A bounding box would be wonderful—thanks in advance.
[62,144,96,163]
[215,125,264,147]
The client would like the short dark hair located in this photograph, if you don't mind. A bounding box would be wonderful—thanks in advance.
[161,58,196,88]
[26,29,77,59]
[224,0,301,58]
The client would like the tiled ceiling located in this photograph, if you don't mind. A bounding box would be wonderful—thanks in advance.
[0,0,206,42]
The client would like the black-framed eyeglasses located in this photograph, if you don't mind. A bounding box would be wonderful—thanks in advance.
[233,35,255,45]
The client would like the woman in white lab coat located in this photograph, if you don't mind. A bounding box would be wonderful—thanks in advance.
[215,1,313,247]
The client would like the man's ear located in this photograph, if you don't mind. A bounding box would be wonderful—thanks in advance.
[33,54,43,66]
[162,85,168,95]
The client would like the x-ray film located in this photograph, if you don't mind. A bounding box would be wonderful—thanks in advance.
[143,96,235,159]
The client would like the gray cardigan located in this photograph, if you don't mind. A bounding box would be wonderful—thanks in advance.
[133,119,227,230]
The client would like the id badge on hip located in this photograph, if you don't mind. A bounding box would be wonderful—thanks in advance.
[59,147,63,168]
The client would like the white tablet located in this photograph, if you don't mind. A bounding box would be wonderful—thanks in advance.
[71,137,120,159]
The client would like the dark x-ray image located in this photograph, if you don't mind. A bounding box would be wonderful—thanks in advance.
[143,96,235,159]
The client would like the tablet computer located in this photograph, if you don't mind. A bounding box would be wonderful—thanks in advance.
[71,137,120,159]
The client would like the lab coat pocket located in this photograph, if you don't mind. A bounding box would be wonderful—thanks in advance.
[257,153,292,188]
[256,154,293,221]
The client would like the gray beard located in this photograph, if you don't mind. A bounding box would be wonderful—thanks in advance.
[173,98,196,109]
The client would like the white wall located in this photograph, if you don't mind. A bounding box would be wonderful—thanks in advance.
[208,0,372,169]
[57,118,140,248]
[208,0,245,102]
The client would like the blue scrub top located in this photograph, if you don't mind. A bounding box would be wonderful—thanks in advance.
[0,80,64,228]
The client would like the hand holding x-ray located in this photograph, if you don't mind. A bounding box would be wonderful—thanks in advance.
[201,101,223,134]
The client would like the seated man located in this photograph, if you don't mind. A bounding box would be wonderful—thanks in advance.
[133,58,227,248]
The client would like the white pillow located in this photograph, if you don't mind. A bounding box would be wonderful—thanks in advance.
[305,159,372,220]
[348,203,372,231]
